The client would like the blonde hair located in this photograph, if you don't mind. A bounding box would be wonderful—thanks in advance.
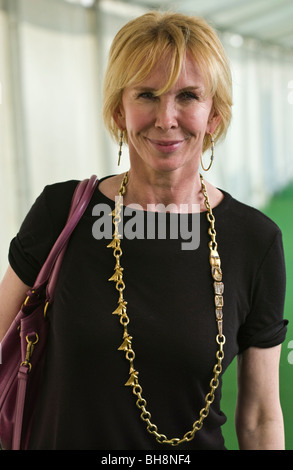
[103,11,232,153]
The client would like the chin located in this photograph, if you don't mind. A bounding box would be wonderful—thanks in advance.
[148,154,197,174]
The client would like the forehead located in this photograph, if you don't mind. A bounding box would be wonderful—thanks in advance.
[130,53,207,95]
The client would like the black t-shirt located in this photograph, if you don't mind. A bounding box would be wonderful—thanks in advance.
[9,176,287,450]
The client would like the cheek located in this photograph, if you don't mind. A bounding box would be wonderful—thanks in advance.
[184,106,212,132]
[125,109,153,134]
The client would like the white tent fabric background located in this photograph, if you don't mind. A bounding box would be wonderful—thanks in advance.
[0,0,293,277]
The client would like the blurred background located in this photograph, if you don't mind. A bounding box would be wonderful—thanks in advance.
[0,0,292,449]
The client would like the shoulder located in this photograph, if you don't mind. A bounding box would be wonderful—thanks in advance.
[206,180,281,241]
[216,190,284,272]
[41,179,80,206]
[8,179,80,286]
[18,178,81,253]
[221,190,281,238]
[37,179,80,226]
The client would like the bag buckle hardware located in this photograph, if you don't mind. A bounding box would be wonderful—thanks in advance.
[20,333,39,373]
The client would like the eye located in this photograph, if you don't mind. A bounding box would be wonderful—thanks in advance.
[137,91,157,101]
[179,91,199,101]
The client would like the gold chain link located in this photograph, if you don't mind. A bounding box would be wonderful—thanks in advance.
[107,172,226,446]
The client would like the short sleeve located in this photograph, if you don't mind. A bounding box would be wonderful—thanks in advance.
[9,180,78,286]
[237,230,288,353]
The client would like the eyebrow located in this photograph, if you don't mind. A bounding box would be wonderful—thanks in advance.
[179,86,205,94]
[133,85,205,94]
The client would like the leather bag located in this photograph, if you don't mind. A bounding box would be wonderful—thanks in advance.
[0,175,98,450]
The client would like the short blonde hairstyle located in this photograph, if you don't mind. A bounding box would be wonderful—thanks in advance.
[103,11,232,153]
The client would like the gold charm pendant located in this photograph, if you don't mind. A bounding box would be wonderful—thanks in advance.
[107,172,226,446]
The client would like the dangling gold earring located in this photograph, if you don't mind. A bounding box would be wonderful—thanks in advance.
[201,133,215,172]
[118,130,124,166]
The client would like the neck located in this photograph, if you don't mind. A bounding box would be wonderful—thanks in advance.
[123,167,206,213]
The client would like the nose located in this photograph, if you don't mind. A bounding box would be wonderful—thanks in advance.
[155,97,178,131]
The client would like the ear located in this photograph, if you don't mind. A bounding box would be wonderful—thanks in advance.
[113,104,126,130]
[207,107,221,135]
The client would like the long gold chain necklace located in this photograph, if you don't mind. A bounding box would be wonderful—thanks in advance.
[107,172,226,446]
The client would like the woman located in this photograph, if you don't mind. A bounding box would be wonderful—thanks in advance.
[0,11,287,450]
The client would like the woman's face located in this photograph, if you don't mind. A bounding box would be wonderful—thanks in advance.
[115,54,220,175]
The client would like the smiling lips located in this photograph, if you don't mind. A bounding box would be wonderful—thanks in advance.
[146,137,185,153]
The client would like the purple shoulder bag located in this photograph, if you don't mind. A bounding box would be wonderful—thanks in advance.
[0,175,98,450]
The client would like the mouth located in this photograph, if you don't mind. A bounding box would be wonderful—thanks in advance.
[146,138,185,153]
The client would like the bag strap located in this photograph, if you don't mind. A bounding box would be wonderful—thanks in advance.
[11,175,98,450]
[33,175,98,300]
